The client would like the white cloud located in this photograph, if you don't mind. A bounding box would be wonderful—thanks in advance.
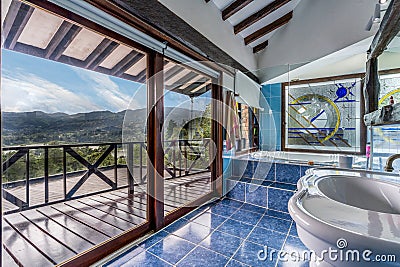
[1,73,100,114]
[74,70,134,111]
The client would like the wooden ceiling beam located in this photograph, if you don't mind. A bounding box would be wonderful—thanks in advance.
[253,40,268,53]
[234,0,291,34]
[165,72,200,91]
[45,21,82,60]
[3,2,34,50]
[84,39,118,69]
[164,65,185,81]
[244,11,292,45]
[222,0,253,21]
[2,1,23,41]
[111,51,144,76]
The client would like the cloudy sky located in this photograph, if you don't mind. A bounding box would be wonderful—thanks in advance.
[1,49,194,114]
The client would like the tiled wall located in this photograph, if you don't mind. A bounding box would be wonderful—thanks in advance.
[225,159,310,213]
[260,84,282,151]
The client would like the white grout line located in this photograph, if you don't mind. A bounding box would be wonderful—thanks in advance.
[224,207,268,267]
[274,220,294,267]
[173,202,245,266]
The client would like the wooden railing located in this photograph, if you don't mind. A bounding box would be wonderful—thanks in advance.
[2,139,211,213]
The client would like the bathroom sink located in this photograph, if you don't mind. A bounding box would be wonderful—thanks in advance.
[316,176,400,214]
[289,168,400,266]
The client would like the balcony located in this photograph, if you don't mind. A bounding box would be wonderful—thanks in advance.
[2,140,212,266]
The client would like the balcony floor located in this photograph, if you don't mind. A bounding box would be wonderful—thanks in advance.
[2,172,211,266]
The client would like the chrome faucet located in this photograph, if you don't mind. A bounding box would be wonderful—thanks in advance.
[384,154,400,172]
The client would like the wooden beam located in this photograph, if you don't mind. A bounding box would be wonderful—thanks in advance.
[2,1,23,40]
[45,21,82,60]
[222,0,253,21]
[368,0,400,59]
[147,51,165,231]
[165,72,199,91]
[111,51,144,76]
[84,39,118,69]
[253,40,269,53]
[244,11,292,45]
[3,3,34,49]
[164,65,185,81]
[234,0,291,34]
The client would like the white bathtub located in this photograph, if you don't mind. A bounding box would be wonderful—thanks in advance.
[250,151,336,164]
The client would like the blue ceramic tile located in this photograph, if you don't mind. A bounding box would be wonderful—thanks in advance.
[267,187,294,213]
[270,182,297,191]
[177,246,229,266]
[265,209,292,220]
[225,259,250,267]
[117,251,172,267]
[282,236,309,259]
[200,230,243,257]
[147,235,195,264]
[207,202,240,217]
[226,180,245,202]
[232,209,263,225]
[233,241,276,267]
[138,230,170,249]
[247,227,286,249]
[163,219,189,233]
[289,222,298,237]
[217,219,254,238]
[243,161,258,178]
[276,259,310,267]
[258,215,291,234]
[253,162,274,180]
[191,211,227,229]
[183,207,207,220]
[240,203,267,214]
[105,245,145,267]
[220,198,244,208]
[300,165,311,177]
[173,222,213,243]
[275,163,300,184]
[262,180,274,187]
[240,177,253,183]
[246,184,267,207]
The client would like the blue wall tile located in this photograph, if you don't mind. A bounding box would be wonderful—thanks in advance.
[275,163,300,184]
[267,188,294,213]
[246,184,267,207]
[300,165,311,177]
[226,180,245,202]
[260,83,282,151]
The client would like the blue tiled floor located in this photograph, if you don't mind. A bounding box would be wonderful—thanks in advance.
[103,198,309,267]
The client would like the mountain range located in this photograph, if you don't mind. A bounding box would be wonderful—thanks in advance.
[2,108,203,146]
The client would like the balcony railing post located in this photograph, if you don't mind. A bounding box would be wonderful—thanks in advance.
[25,151,30,208]
[127,143,134,195]
[172,141,176,178]
[114,144,117,189]
[63,147,67,199]
[139,143,143,184]
[44,147,49,203]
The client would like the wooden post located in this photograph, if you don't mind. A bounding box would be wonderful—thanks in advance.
[127,143,134,194]
[211,75,223,197]
[147,51,164,231]
[364,57,380,114]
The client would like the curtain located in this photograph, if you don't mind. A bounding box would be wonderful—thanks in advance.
[224,91,241,151]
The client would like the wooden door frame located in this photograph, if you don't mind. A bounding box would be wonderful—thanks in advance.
[5,0,224,265]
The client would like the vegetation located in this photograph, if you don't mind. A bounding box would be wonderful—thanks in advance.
[2,106,212,183]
